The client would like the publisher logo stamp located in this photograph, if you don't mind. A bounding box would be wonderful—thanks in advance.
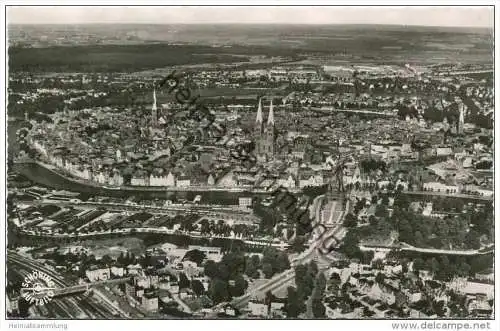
[20,271,55,306]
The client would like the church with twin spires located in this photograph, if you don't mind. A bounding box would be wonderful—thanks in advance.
[254,98,276,162]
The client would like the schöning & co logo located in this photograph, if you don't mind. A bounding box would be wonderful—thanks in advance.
[20,271,56,306]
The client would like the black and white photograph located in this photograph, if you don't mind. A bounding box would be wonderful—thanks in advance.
[2,3,496,328]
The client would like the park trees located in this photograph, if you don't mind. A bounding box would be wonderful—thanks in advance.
[191,279,205,296]
[284,286,306,318]
[244,255,261,279]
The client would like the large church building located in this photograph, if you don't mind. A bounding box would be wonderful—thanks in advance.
[254,98,276,162]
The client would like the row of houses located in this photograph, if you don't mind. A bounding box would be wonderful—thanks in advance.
[32,139,203,188]
[36,136,492,197]
[370,143,416,161]
[328,260,493,318]
[130,171,192,187]
[50,152,126,187]
[423,182,493,197]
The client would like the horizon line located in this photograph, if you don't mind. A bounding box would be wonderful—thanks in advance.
[7,22,494,29]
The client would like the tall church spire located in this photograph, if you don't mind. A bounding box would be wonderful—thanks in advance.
[267,99,274,125]
[152,87,157,111]
[458,102,465,135]
[152,87,158,127]
[256,98,263,123]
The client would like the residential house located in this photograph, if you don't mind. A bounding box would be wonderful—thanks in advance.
[176,175,191,187]
[86,267,110,282]
[123,281,136,298]
[141,292,159,312]
[277,174,296,189]
[127,264,143,276]
[207,174,216,186]
[131,172,149,186]
[248,301,268,317]
[270,302,285,318]
[474,269,494,282]
[423,182,458,194]
[110,266,125,277]
[298,173,323,188]
[157,171,172,186]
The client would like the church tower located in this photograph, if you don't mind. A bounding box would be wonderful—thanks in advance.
[254,98,264,156]
[253,98,276,162]
[151,87,158,127]
[264,99,276,158]
[458,101,465,135]
[254,98,264,135]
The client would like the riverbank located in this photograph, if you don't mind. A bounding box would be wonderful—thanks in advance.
[12,161,273,204]
[17,159,280,193]
[10,226,288,253]
[18,226,289,248]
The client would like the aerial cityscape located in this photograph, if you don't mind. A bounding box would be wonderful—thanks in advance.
[5,7,494,321]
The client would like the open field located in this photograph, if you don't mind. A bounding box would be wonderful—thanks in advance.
[8,24,493,73]
[77,237,146,256]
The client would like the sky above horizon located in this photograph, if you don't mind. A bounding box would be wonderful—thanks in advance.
[7,6,494,27]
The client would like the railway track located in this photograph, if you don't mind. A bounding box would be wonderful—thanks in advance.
[7,252,124,319]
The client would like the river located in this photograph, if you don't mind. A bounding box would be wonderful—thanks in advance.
[9,120,270,204]
[13,162,272,204]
